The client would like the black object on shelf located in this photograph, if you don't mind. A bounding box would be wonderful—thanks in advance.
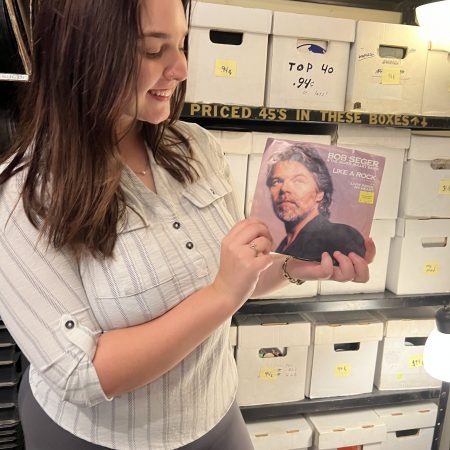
[241,387,441,421]
[238,290,450,315]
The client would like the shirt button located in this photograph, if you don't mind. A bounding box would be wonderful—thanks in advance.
[186,242,194,250]
[173,222,181,229]
[65,320,75,329]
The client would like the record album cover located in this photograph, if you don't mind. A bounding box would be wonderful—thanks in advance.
[250,138,385,263]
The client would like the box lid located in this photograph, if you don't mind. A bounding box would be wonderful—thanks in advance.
[272,11,355,42]
[304,311,383,344]
[234,313,311,347]
[190,2,272,34]
[247,416,313,448]
[430,38,450,52]
[408,135,450,160]
[376,307,438,337]
[337,124,411,149]
[251,132,331,155]
[307,409,387,448]
[374,402,438,431]
[395,218,450,238]
[221,131,252,155]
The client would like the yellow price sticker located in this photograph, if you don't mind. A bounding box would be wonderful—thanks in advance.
[381,67,401,85]
[335,364,351,377]
[439,180,450,195]
[214,59,237,78]
[409,354,424,369]
[424,261,440,275]
[358,191,374,204]
[259,368,280,380]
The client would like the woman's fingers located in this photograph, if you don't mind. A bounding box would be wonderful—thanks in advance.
[364,237,376,264]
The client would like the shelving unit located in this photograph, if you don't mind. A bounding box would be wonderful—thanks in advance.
[241,387,441,420]
[181,101,450,449]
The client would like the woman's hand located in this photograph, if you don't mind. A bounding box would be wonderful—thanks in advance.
[285,237,376,283]
[212,218,273,310]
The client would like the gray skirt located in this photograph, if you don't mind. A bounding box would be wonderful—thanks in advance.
[18,367,254,450]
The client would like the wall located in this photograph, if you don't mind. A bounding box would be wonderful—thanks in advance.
[196,0,402,23]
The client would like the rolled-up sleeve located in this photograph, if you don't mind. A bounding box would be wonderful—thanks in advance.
[0,177,109,407]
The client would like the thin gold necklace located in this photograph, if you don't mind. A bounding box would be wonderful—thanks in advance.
[133,161,150,176]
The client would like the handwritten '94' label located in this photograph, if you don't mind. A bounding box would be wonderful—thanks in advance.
[335,364,351,377]
[259,368,280,380]
[214,60,237,78]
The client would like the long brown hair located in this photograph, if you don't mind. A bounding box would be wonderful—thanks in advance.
[0,0,195,259]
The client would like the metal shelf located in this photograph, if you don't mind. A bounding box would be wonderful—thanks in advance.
[241,387,441,421]
[238,291,450,315]
[181,102,450,131]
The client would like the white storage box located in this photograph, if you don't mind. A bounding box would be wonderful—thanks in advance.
[307,408,387,449]
[235,313,311,406]
[421,40,450,116]
[386,218,450,294]
[266,12,355,111]
[346,21,428,114]
[373,402,437,450]
[185,2,272,106]
[398,135,450,218]
[319,219,395,295]
[336,124,410,220]
[246,416,313,450]
[304,311,383,398]
[374,308,441,390]
[214,130,252,218]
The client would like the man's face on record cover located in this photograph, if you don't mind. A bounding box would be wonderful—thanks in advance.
[268,160,325,224]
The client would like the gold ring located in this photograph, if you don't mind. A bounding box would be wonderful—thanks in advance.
[249,241,258,256]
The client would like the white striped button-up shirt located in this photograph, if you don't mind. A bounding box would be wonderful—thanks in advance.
[0,122,241,449]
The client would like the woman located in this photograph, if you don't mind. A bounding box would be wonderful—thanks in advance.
[0,1,375,449]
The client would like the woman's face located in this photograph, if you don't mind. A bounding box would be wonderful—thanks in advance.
[124,0,188,126]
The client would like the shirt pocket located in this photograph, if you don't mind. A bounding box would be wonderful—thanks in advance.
[182,174,235,231]
[80,220,175,329]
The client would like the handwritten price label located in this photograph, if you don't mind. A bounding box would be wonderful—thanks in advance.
[358,191,374,204]
[214,59,237,78]
[439,180,450,195]
[259,368,280,380]
[409,354,424,369]
[335,364,351,377]
[381,68,400,85]
[424,261,440,275]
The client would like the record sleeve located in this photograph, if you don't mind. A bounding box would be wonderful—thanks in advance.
[249,138,385,263]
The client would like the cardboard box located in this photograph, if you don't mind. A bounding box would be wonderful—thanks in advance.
[374,308,441,390]
[266,12,355,111]
[213,130,252,218]
[235,313,311,406]
[319,219,395,295]
[304,311,383,398]
[373,402,437,450]
[386,218,450,294]
[346,21,428,114]
[185,2,272,106]
[246,415,313,450]
[336,124,410,220]
[398,135,450,218]
[307,408,387,449]
[421,40,450,116]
